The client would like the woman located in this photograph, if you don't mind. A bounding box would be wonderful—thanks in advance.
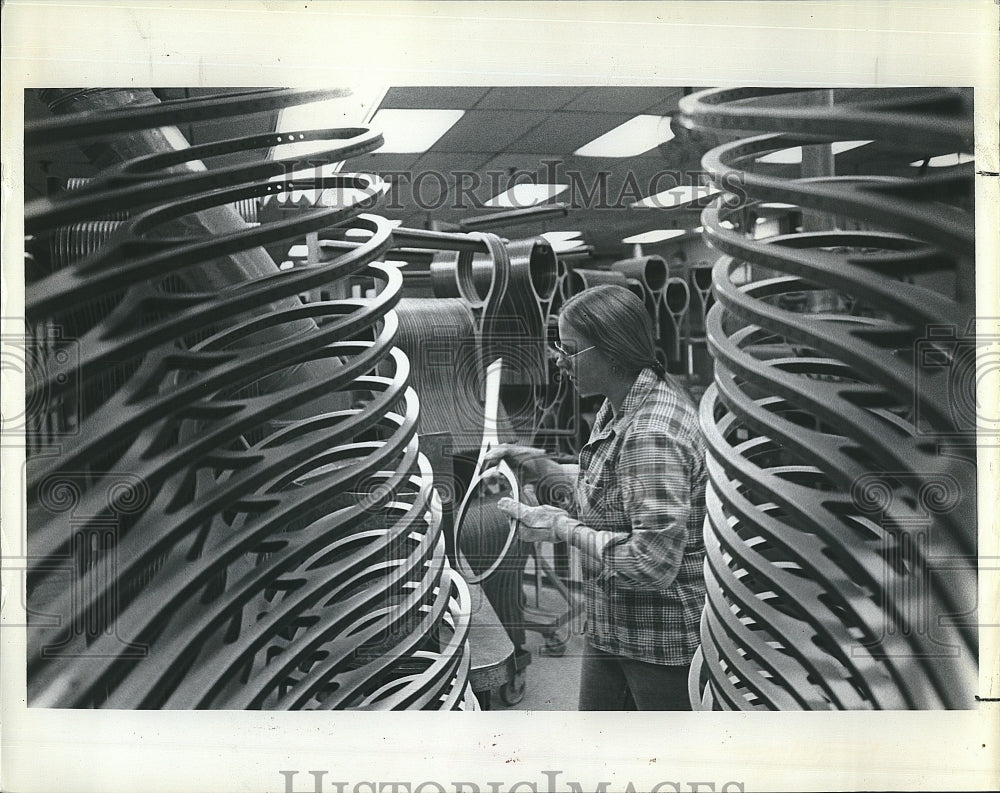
[488,284,707,710]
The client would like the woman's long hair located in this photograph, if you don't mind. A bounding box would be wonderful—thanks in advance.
[561,284,666,379]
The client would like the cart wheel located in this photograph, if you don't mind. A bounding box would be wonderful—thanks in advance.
[542,634,567,657]
[498,670,526,706]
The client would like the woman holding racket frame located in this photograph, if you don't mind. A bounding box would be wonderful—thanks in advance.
[486,284,708,711]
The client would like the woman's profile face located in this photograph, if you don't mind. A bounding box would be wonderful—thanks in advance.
[556,315,604,398]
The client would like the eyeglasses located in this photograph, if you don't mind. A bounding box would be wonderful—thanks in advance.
[551,340,597,360]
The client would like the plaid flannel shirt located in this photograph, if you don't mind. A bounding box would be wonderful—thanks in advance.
[569,367,707,665]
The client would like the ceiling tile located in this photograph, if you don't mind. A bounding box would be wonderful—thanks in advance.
[411,151,495,175]
[361,151,423,174]
[378,86,490,110]
[636,87,690,114]
[506,111,637,154]
[562,86,679,114]
[476,87,588,110]
[431,110,549,153]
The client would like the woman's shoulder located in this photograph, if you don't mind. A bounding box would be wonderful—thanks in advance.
[628,378,701,441]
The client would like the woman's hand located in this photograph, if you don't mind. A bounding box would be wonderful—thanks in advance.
[483,444,576,507]
[497,487,571,544]
[483,444,550,486]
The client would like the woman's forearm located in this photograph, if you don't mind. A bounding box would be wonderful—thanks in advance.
[553,514,615,563]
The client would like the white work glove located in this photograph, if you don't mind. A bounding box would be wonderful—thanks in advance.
[496,485,572,544]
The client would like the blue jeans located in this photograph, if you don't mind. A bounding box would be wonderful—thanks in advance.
[578,641,692,710]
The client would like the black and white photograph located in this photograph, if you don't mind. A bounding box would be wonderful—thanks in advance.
[2,3,998,793]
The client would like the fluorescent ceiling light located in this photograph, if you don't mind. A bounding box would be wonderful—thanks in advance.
[549,239,587,254]
[757,202,799,210]
[574,115,675,157]
[693,226,704,233]
[484,183,569,208]
[631,185,722,209]
[909,152,975,167]
[757,147,804,165]
[622,229,688,244]
[757,140,873,164]
[369,108,464,153]
[829,140,872,155]
[541,231,582,244]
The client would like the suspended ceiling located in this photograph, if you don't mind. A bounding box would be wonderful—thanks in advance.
[25,86,935,262]
[365,86,699,259]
